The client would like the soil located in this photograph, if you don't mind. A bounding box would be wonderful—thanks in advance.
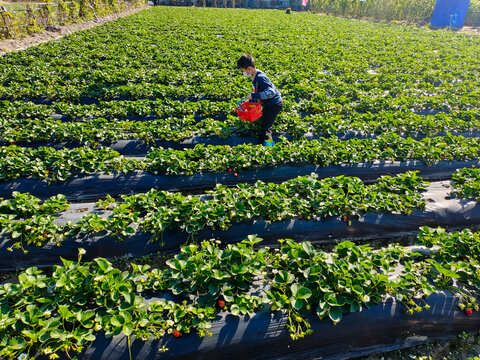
[359,332,480,360]
[456,25,480,35]
[0,5,150,56]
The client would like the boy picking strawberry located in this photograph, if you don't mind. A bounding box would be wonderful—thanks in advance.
[237,54,283,146]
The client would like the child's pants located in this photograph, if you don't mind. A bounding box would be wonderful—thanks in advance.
[258,103,283,144]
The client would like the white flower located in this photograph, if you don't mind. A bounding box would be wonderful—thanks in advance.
[78,248,86,255]
[18,354,28,360]
[363,295,370,303]
[207,222,213,227]
[44,310,51,316]
[215,240,221,244]
[166,320,174,327]
[167,328,173,334]
[159,329,165,336]
[95,324,102,331]
[154,281,160,287]
[272,269,278,274]
[281,254,288,260]
[198,313,204,319]
[43,348,52,355]
[396,294,404,301]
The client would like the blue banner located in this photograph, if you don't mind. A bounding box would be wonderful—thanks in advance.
[431,0,471,28]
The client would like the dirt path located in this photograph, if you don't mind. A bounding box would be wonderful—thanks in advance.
[0,5,150,56]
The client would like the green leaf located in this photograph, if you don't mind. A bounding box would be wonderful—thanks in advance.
[123,323,134,336]
[95,258,113,272]
[230,304,240,316]
[209,282,219,296]
[84,333,96,342]
[293,298,304,310]
[328,307,342,323]
[8,336,26,350]
[291,284,312,300]
[350,302,360,313]
[58,305,74,319]
[275,270,295,284]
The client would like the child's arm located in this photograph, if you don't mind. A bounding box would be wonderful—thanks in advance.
[251,75,277,101]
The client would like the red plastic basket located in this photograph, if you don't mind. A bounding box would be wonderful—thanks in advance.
[236,101,262,122]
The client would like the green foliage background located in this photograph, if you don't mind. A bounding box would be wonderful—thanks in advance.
[308,0,480,26]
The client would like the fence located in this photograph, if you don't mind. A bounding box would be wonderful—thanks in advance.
[0,0,146,39]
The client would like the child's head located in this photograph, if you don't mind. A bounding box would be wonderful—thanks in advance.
[237,54,256,76]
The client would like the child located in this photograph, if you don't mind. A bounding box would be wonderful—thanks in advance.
[237,54,283,146]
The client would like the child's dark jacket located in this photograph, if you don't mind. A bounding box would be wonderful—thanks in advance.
[251,70,283,107]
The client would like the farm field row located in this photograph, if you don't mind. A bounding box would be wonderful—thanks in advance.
[1,226,480,360]
[2,106,480,146]
[1,134,480,181]
[3,169,480,272]
[1,171,426,251]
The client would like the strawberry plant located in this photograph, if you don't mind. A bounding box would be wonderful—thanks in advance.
[0,172,427,250]
[451,166,480,202]
[2,228,480,359]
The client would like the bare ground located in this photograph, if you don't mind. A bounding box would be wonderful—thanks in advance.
[0,5,150,56]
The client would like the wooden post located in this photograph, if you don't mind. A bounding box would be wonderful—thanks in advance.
[85,0,98,20]
[41,3,51,26]
[79,0,85,18]
[57,1,62,24]
[0,5,12,38]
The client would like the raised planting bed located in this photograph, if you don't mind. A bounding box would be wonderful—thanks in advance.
[2,173,480,270]
[4,105,480,155]
[2,229,480,360]
[3,134,480,199]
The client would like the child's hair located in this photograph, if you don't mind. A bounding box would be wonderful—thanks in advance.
[237,54,256,69]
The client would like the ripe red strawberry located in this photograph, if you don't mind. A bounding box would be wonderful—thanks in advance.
[466,309,473,316]
[44,233,48,237]
[173,330,181,338]
[441,156,445,160]
[228,169,232,172]
[129,209,133,213]
[341,216,347,222]
[298,215,302,219]
[218,300,225,308]
[11,141,16,145]
[234,173,238,177]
